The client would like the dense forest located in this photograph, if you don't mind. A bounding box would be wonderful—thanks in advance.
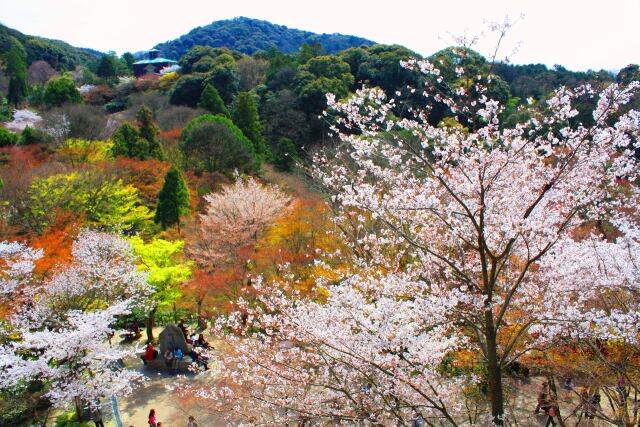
[153,17,375,58]
[1,16,640,427]
[0,24,99,71]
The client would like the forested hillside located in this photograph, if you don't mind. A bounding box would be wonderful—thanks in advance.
[0,24,99,70]
[154,17,374,59]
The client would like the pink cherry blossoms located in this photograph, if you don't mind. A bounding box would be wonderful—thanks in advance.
[199,57,639,425]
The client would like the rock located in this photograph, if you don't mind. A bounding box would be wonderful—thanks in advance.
[158,324,190,355]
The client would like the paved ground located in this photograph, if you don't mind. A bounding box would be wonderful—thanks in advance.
[112,327,227,427]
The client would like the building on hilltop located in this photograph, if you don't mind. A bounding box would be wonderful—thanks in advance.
[133,49,179,77]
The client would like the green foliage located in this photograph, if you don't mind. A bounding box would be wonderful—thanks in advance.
[0,23,98,70]
[129,237,192,309]
[232,91,268,158]
[294,55,353,113]
[178,46,242,74]
[169,74,204,107]
[204,64,239,105]
[198,83,229,116]
[4,38,28,106]
[112,122,147,159]
[111,108,165,160]
[28,171,153,233]
[0,97,11,121]
[340,44,420,94]
[19,126,51,145]
[297,43,323,65]
[0,386,47,427]
[180,114,259,173]
[54,411,93,427]
[154,17,373,58]
[155,166,190,229]
[121,52,135,71]
[0,127,18,146]
[261,89,310,149]
[136,105,165,160]
[273,137,297,172]
[55,138,113,164]
[96,54,118,80]
[44,74,81,106]
[493,62,614,101]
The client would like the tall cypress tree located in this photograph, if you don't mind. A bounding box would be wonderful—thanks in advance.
[136,105,165,160]
[155,166,190,231]
[198,83,229,117]
[4,39,28,106]
[232,91,269,159]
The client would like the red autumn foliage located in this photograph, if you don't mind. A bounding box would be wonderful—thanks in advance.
[134,74,160,92]
[106,158,171,206]
[159,128,181,141]
[30,212,80,277]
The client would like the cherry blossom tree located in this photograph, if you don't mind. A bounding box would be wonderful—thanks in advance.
[201,56,640,425]
[0,230,151,421]
[187,176,290,269]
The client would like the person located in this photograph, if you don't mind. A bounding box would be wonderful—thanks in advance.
[90,404,104,427]
[172,346,183,373]
[187,415,199,427]
[196,333,210,349]
[148,409,157,427]
[544,392,558,427]
[163,347,174,369]
[534,381,549,414]
[141,342,157,365]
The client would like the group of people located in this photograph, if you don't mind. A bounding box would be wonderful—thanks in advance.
[140,321,212,372]
[122,320,141,342]
[148,408,198,427]
[535,379,606,426]
[534,380,559,426]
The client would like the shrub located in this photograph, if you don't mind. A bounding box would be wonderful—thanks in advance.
[180,114,258,173]
[43,104,108,140]
[44,74,81,106]
[0,127,18,146]
[19,126,51,145]
[170,74,205,107]
[155,105,206,131]
[105,99,129,113]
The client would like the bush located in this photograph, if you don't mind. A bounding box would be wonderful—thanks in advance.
[155,105,206,131]
[273,137,297,172]
[0,127,18,146]
[19,126,52,145]
[180,114,258,173]
[105,98,128,113]
[43,104,108,140]
[170,74,205,107]
[44,74,81,106]
[55,411,94,427]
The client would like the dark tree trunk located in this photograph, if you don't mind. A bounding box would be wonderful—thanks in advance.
[75,397,83,422]
[485,311,505,426]
[146,307,156,343]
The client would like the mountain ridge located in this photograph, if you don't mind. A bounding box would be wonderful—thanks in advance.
[153,16,375,59]
[0,23,100,70]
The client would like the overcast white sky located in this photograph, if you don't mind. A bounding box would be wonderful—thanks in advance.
[1,0,638,71]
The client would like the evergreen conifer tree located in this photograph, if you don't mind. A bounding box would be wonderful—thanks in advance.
[4,40,28,106]
[232,91,269,159]
[273,137,298,172]
[198,83,230,117]
[155,166,190,231]
[136,105,165,160]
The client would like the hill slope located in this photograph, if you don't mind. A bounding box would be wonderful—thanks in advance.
[154,17,375,59]
[0,23,99,71]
